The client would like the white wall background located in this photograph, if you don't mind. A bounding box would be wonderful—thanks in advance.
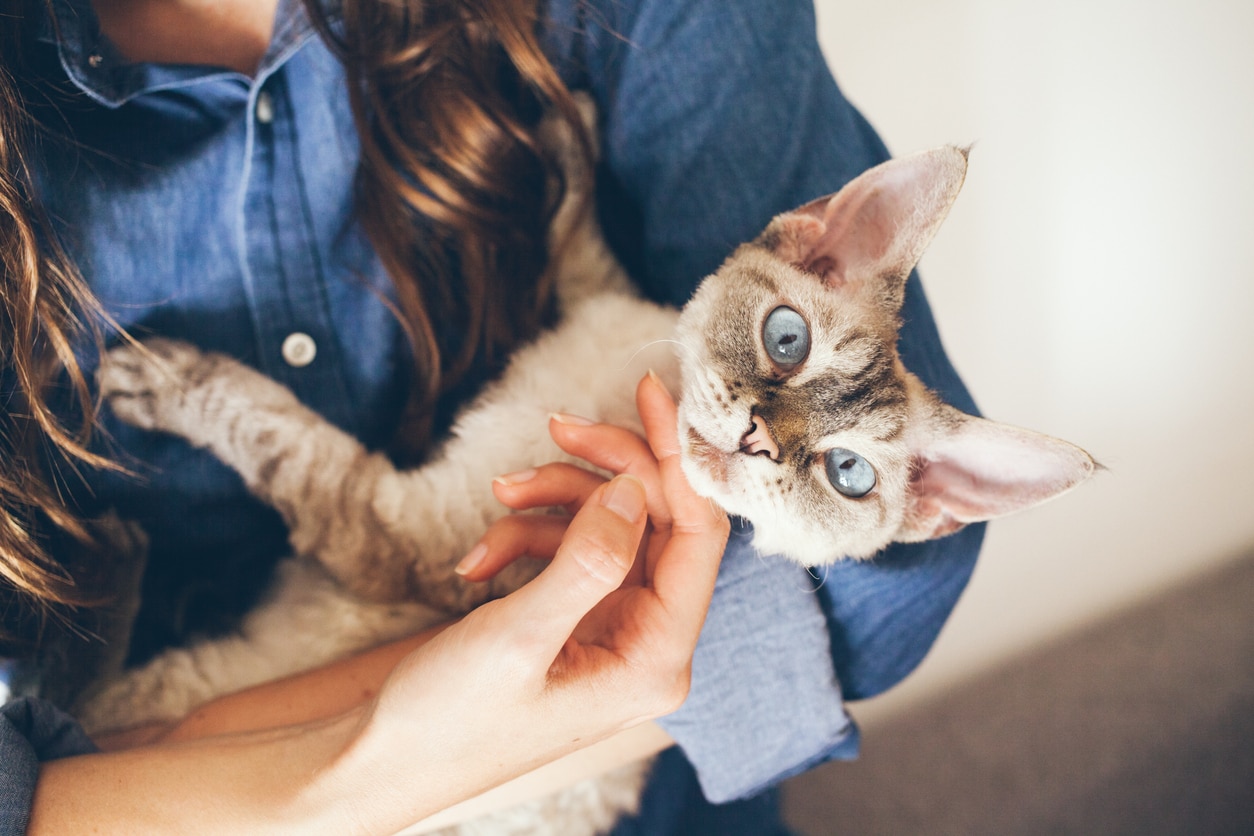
[815,0,1254,722]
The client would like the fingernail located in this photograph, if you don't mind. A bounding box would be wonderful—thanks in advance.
[550,412,595,426]
[601,474,645,522]
[493,468,537,486]
[645,368,673,397]
[455,542,488,576]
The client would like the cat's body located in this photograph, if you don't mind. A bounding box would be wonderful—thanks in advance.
[81,104,1095,834]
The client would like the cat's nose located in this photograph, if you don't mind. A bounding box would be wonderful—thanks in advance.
[739,414,780,461]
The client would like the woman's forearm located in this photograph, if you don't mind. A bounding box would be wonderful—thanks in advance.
[405,721,674,834]
[54,627,467,834]
[161,626,447,746]
[31,709,377,835]
[91,626,447,753]
[39,646,672,836]
[90,620,674,834]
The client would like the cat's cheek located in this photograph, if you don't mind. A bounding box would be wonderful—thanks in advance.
[678,440,731,503]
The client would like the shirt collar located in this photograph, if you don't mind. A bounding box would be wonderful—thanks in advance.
[40,0,322,108]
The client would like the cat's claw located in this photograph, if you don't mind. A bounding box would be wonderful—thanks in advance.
[97,338,211,433]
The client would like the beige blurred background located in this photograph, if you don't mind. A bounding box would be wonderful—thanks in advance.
[816,0,1253,721]
[783,0,1254,831]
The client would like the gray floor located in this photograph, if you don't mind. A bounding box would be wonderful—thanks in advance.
[781,552,1254,835]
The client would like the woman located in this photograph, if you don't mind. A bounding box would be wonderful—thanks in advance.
[0,0,985,832]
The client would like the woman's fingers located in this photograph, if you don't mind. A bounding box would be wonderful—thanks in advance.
[463,463,616,582]
[477,428,663,586]
[491,462,606,516]
[636,371,682,462]
[455,514,571,581]
[471,374,725,670]
[546,414,672,527]
[492,474,649,660]
[634,372,729,651]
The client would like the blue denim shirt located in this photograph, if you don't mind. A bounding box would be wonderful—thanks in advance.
[2,0,984,830]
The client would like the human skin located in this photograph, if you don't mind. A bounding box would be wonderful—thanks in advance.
[29,374,729,834]
[90,0,277,74]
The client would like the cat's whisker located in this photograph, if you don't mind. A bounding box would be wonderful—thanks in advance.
[623,338,712,379]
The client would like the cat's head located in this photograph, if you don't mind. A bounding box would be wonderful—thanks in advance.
[673,146,1096,566]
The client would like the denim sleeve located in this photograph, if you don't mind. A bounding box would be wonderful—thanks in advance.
[0,697,98,835]
[549,0,987,802]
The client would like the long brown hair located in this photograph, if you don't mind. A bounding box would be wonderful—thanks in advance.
[0,7,123,631]
[305,0,588,457]
[0,0,586,639]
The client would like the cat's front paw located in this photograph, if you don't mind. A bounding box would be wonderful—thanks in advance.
[97,338,216,433]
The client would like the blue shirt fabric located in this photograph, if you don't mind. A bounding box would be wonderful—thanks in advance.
[0,698,99,835]
[2,0,984,830]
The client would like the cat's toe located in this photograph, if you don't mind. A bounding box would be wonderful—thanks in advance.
[97,341,197,430]
[141,337,205,367]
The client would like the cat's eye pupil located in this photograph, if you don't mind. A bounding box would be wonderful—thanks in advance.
[763,306,810,368]
[825,448,875,498]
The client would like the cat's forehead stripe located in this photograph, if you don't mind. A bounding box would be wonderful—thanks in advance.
[806,356,908,436]
[788,330,896,398]
[736,265,780,295]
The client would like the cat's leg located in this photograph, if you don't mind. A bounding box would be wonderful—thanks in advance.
[94,340,456,609]
[99,340,554,609]
[99,295,678,609]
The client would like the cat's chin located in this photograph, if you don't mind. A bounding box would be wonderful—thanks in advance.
[745,521,882,568]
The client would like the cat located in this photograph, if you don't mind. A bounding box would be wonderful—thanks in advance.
[81,101,1095,834]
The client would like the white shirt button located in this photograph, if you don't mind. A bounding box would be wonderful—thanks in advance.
[255,91,275,125]
[281,332,317,368]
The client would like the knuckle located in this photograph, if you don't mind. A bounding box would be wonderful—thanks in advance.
[637,665,691,717]
[566,531,631,587]
[467,603,547,668]
[657,670,691,715]
[491,514,530,541]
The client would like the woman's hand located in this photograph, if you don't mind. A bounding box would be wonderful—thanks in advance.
[460,369,729,714]
[307,371,730,831]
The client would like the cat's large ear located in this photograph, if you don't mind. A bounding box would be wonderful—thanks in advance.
[900,407,1097,541]
[765,146,969,309]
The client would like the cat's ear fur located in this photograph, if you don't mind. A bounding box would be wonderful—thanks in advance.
[900,403,1097,541]
[764,146,969,311]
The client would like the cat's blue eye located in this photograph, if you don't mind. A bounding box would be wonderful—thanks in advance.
[825,448,876,498]
[763,306,810,368]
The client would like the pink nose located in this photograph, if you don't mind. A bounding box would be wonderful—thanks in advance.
[739,414,780,461]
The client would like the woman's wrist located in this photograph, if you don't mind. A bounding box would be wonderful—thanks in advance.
[303,704,454,835]
[405,722,674,834]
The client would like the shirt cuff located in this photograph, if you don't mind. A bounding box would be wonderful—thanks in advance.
[0,696,98,836]
[657,519,858,803]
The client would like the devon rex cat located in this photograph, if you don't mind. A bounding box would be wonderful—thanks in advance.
[84,105,1095,833]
